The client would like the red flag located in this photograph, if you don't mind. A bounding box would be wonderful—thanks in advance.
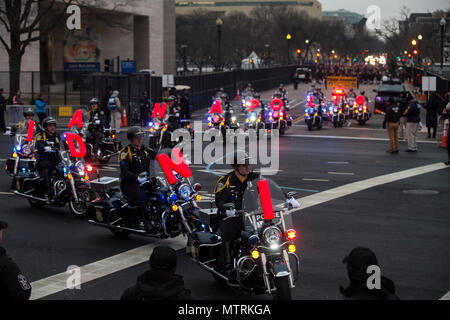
[65,133,86,158]
[152,103,167,119]
[257,180,275,220]
[157,148,192,185]
[209,100,223,114]
[26,120,35,142]
[270,99,283,111]
[248,99,260,113]
[68,110,83,129]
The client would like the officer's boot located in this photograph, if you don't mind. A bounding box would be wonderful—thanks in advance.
[223,241,237,284]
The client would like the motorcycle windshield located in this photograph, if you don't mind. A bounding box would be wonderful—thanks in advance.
[151,150,195,188]
[242,177,293,232]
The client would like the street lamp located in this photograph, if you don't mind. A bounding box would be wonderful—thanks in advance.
[286,34,292,65]
[265,44,271,67]
[418,34,423,41]
[305,39,310,63]
[216,17,223,72]
[440,18,446,76]
[181,44,188,75]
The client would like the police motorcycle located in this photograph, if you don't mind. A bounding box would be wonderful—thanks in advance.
[304,99,324,131]
[74,109,121,164]
[265,94,292,135]
[332,87,350,120]
[148,116,169,149]
[353,96,371,126]
[13,139,95,218]
[329,100,345,128]
[87,154,203,238]
[241,91,254,113]
[5,125,37,188]
[186,177,299,300]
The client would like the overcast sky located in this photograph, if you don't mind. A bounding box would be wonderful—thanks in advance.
[320,0,449,21]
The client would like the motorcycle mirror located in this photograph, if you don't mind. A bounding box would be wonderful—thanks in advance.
[286,191,297,199]
[223,203,235,211]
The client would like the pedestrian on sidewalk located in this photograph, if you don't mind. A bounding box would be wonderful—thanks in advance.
[425,92,439,139]
[109,90,122,133]
[102,87,113,129]
[0,88,6,132]
[121,246,191,300]
[35,94,48,125]
[339,247,399,300]
[383,98,401,153]
[0,221,32,300]
[139,90,151,127]
[442,102,450,165]
[12,90,23,106]
[403,94,421,152]
[398,92,408,141]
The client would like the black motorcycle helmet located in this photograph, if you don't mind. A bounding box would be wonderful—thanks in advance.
[167,95,177,102]
[42,117,57,129]
[127,126,145,141]
[89,98,99,105]
[254,92,261,99]
[220,93,229,100]
[279,83,284,89]
[273,91,282,97]
[23,108,35,117]
[231,150,251,169]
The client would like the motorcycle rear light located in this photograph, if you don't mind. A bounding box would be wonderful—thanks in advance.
[193,183,202,191]
[112,135,116,139]
[251,250,260,259]
[286,229,297,241]
[86,165,94,172]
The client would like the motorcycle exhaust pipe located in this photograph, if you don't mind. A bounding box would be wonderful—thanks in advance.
[13,191,53,204]
[87,220,147,234]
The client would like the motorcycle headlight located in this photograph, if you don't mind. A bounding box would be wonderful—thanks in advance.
[250,115,256,122]
[231,116,237,122]
[262,226,282,247]
[21,144,31,156]
[75,161,85,175]
[178,183,192,200]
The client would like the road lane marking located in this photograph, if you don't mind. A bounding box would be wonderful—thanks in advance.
[30,236,187,300]
[328,161,349,165]
[280,186,319,193]
[328,172,355,176]
[290,162,448,214]
[0,192,14,195]
[286,134,436,144]
[30,162,448,300]
[302,178,330,182]
[440,291,450,300]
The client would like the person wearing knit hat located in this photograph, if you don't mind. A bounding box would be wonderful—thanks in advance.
[0,221,32,300]
[339,247,399,300]
[121,246,191,300]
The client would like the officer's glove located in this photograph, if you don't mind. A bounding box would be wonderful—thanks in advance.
[44,146,53,153]
[137,176,148,185]
[288,198,301,209]
[95,120,101,125]
[225,209,236,217]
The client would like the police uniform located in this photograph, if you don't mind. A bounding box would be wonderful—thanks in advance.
[214,170,259,241]
[119,144,157,203]
[0,221,31,300]
[88,109,105,154]
[34,130,61,192]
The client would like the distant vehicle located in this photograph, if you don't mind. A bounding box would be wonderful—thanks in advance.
[295,67,311,83]
[373,80,407,114]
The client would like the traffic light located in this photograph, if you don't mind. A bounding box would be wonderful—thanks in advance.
[104,59,114,73]
[316,52,320,57]
[413,49,418,56]
[296,49,301,54]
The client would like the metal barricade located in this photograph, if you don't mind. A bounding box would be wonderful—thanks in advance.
[6,105,88,127]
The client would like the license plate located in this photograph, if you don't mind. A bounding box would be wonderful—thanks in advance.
[255,211,281,222]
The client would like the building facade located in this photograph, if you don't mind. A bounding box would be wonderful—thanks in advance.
[0,0,176,76]
[175,0,323,19]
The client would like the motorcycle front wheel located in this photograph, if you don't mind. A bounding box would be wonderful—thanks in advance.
[68,190,93,218]
[274,276,292,300]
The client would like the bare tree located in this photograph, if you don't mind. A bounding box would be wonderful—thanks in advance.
[0,0,75,95]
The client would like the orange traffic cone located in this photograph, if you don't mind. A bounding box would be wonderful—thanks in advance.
[236,88,241,100]
[441,127,448,148]
[121,108,128,127]
[421,93,426,101]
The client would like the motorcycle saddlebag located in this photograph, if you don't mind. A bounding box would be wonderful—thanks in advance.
[187,231,221,262]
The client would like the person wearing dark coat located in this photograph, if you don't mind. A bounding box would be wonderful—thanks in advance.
[121,246,191,300]
[340,247,399,300]
[0,221,32,300]
[425,93,440,139]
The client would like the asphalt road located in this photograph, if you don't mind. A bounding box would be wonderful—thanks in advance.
[0,82,449,300]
